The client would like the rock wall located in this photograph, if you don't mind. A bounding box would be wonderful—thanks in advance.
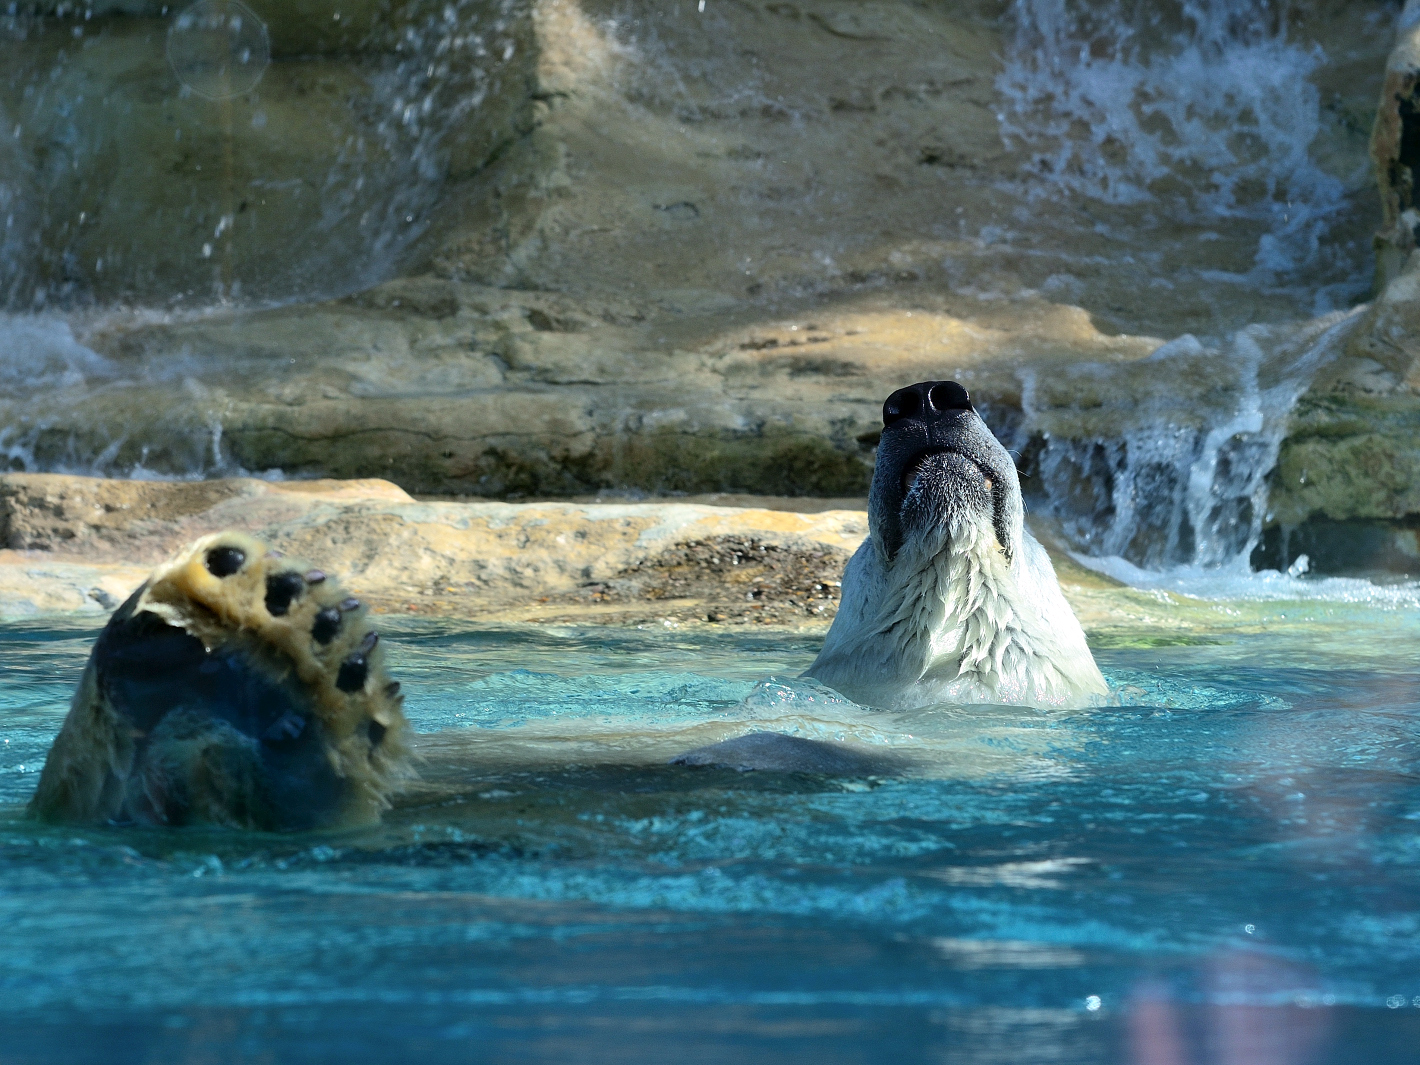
[0,471,1260,648]
[0,0,536,305]
[0,0,1410,574]
[1254,4,1420,575]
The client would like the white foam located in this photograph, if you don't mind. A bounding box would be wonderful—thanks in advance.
[0,309,294,481]
[1073,551,1420,607]
[0,313,114,390]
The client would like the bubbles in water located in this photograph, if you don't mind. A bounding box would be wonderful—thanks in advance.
[166,0,271,101]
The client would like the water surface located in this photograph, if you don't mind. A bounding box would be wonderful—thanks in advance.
[1,593,1417,1063]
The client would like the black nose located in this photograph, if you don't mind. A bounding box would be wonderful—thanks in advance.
[882,380,973,428]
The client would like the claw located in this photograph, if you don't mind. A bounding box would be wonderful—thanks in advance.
[312,607,341,645]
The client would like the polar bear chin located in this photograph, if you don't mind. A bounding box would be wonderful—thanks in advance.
[811,515,1106,711]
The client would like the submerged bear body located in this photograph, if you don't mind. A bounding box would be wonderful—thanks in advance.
[29,532,412,830]
[807,380,1107,710]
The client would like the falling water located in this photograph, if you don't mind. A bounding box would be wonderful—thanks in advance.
[996,0,1377,571]
[1018,309,1364,572]
[997,0,1358,307]
[0,0,526,310]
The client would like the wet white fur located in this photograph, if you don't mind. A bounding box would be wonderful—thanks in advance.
[807,511,1107,710]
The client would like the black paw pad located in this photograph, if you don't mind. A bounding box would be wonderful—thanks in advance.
[337,653,369,693]
[336,634,378,693]
[384,681,401,698]
[304,569,327,584]
[312,607,341,645]
[205,546,246,577]
[339,597,361,612]
[264,572,306,617]
[367,719,387,746]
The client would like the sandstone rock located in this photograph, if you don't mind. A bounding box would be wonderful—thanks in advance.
[0,472,867,624]
[0,473,1299,649]
[2,0,1388,320]
[0,0,1406,580]
[1258,252,1420,574]
[0,279,1161,497]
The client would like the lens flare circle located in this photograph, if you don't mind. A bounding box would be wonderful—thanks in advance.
[167,0,271,101]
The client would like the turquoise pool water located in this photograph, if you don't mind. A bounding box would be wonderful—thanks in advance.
[0,591,1418,1063]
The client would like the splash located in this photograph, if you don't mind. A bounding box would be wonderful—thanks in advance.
[1072,552,1420,605]
[0,0,526,309]
[1020,308,1363,572]
[997,0,1351,298]
[0,310,286,480]
[0,313,113,391]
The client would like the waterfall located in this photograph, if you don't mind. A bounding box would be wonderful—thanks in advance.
[997,0,1357,309]
[995,0,1375,572]
[1017,308,1363,573]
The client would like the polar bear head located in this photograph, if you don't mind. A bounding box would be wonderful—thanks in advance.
[806,380,1107,710]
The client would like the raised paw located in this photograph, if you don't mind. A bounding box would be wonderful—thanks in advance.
[28,530,414,830]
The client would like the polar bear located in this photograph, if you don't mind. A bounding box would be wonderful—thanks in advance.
[806,380,1107,710]
[670,381,1106,774]
[28,532,413,830]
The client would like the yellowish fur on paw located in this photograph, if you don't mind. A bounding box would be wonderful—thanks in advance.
[29,530,415,829]
[138,531,415,816]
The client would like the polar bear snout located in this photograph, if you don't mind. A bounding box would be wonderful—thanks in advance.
[870,380,1022,562]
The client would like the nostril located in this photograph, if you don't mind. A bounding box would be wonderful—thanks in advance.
[928,381,973,412]
[883,389,922,427]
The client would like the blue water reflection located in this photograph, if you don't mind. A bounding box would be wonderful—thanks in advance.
[0,610,1416,1063]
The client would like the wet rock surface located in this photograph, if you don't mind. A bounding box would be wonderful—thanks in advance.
[0,473,1295,652]
[1261,254,1420,576]
[1,0,1415,577]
